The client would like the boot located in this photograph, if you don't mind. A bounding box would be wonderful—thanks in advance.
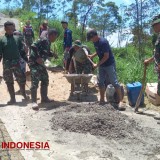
[6,83,16,105]
[31,88,38,110]
[40,85,53,103]
[19,84,29,100]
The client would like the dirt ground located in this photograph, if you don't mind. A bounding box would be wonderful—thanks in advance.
[0,16,160,160]
[0,69,160,160]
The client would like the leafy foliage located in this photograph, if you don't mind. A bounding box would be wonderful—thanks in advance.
[0,0,159,85]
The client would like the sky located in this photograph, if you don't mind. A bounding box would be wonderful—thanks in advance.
[110,0,134,6]
[0,0,135,9]
[0,0,135,47]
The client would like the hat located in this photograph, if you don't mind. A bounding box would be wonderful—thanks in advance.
[86,29,97,41]
[43,20,48,24]
[73,40,82,47]
[152,14,160,26]
[61,20,68,24]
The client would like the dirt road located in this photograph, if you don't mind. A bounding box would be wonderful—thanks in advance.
[0,16,160,160]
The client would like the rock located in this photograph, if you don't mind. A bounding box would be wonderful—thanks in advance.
[154,114,160,120]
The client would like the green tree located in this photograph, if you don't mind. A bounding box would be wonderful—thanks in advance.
[67,0,105,40]
[126,0,160,59]
[89,2,121,37]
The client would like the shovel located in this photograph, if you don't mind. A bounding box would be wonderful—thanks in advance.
[83,48,95,66]
[135,65,147,113]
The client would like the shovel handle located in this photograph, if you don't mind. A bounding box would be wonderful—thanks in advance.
[87,56,95,66]
[135,65,147,112]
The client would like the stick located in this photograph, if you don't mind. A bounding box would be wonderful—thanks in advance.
[83,48,95,66]
[87,56,95,66]
[135,65,147,113]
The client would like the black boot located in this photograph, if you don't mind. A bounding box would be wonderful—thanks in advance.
[6,83,16,105]
[31,88,38,110]
[19,84,29,100]
[41,85,53,103]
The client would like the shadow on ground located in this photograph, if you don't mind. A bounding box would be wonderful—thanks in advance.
[67,84,99,102]
[38,101,71,111]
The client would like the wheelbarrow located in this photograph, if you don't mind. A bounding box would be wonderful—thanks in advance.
[64,74,93,100]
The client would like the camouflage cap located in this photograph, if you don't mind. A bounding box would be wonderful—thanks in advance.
[73,40,82,47]
[152,14,160,26]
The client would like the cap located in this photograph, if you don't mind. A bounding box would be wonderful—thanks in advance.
[152,14,160,26]
[61,20,68,24]
[86,29,97,41]
[73,40,82,47]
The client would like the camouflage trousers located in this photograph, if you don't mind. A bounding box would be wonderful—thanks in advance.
[25,37,33,47]
[3,59,26,85]
[30,64,49,90]
[75,60,92,74]
[25,37,33,55]
[19,58,26,73]
[157,73,160,96]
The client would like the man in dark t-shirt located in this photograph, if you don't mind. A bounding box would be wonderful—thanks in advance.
[61,20,72,73]
[86,29,125,110]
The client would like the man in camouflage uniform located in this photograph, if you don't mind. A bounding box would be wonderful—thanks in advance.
[144,14,160,96]
[39,20,49,37]
[0,21,28,105]
[28,29,58,110]
[13,23,27,73]
[23,20,34,55]
[68,40,92,74]
[144,14,160,120]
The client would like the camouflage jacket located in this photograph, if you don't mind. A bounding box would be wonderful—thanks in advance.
[0,34,28,62]
[28,37,54,67]
[154,33,160,67]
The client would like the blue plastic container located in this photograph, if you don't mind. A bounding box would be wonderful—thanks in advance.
[126,82,144,107]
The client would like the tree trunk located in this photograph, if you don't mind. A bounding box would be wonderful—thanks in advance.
[81,4,93,41]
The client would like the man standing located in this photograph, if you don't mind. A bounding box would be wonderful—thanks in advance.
[28,29,58,110]
[61,20,72,73]
[86,29,125,110]
[23,20,34,55]
[13,23,27,73]
[0,21,28,104]
[39,20,49,37]
[144,14,160,96]
[144,14,160,120]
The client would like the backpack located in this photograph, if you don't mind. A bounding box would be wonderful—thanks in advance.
[24,26,33,36]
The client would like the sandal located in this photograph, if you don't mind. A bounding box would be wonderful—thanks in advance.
[99,101,106,105]
[118,102,126,111]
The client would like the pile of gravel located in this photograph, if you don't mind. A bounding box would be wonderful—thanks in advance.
[51,103,141,139]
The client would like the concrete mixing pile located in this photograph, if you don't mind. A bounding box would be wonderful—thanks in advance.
[51,103,142,139]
